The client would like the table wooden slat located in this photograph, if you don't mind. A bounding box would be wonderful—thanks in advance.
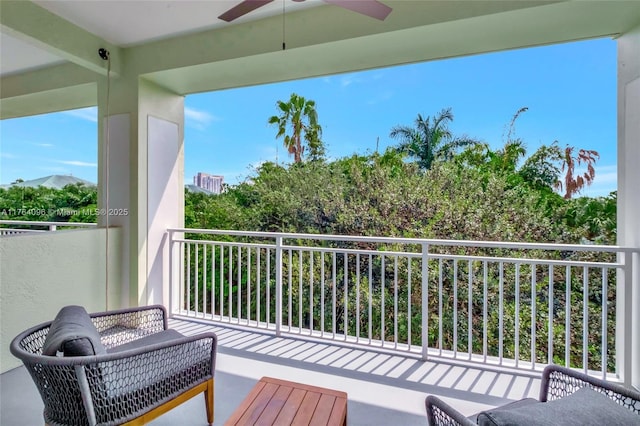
[255,385,294,426]
[327,395,348,426]
[272,388,307,425]
[291,391,322,426]
[309,394,336,426]
[236,382,280,426]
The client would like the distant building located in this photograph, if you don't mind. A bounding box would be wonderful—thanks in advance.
[193,172,223,194]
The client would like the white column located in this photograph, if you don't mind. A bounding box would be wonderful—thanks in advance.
[617,23,640,390]
[98,75,184,309]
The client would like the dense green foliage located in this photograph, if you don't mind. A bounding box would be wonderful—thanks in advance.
[0,183,97,225]
[184,148,614,245]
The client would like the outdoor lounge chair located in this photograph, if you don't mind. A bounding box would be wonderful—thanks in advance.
[10,305,217,426]
[425,364,640,426]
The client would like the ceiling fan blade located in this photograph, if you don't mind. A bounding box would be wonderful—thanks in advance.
[218,0,275,22]
[323,0,392,21]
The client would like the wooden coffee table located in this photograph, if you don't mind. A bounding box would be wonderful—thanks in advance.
[225,376,348,426]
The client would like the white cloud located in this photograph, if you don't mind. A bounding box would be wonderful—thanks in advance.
[340,75,361,87]
[576,164,617,197]
[34,143,54,148]
[324,72,383,88]
[0,152,18,159]
[63,107,98,123]
[57,160,97,167]
[185,107,219,130]
[592,164,617,184]
[367,90,395,105]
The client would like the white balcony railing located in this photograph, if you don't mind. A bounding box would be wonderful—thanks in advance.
[168,228,636,385]
[0,220,96,236]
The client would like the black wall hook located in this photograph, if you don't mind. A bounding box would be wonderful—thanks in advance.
[98,48,110,60]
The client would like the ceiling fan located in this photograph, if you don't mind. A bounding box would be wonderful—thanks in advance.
[218,0,392,23]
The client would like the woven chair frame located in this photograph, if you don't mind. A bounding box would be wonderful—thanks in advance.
[425,364,640,426]
[10,305,217,426]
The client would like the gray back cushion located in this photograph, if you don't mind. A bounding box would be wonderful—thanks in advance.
[42,305,106,356]
[477,387,640,426]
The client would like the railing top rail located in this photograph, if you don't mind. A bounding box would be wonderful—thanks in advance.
[0,220,97,227]
[167,227,634,253]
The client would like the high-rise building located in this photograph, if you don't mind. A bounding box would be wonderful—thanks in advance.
[193,172,224,194]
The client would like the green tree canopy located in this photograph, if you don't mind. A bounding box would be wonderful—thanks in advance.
[268,93,324,163]
[390,107,480,170]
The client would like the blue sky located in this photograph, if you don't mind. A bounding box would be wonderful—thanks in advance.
[1,38,617,196]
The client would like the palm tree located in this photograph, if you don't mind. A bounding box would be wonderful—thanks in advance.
[389,107,479,170]
[268,93,322,163]
[555,145,600,199]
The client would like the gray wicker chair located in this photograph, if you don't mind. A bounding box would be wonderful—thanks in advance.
[425,364,640,426]
[10,305,217,426]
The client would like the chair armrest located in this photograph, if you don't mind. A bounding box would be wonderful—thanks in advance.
[90,305,167,347]
[425,395,476,426]
[88,332,217,424]
[540,364,640,414]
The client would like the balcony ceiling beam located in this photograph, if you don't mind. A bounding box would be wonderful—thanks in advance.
[0,63,97,119]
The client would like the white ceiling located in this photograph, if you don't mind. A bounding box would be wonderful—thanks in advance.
[33,0,323,47]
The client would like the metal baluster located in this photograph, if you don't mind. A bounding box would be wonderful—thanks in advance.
[583,266,589,373]
[332,252,337,339]
[408,257,412,349]
[454,260,458,358]
[439,258,443,356]
[187,243,191,315]
[531,264,537,369]
[344,252,349,341]
[499,261,503,364]
[369,254,373,344]
[381,255,385,345]
[357,253,361,342]
[394,255,398,348]
[310,250,314,335]
[468,260,473,361]
[237,246,241,323]
[548,264,554,365]
[565,265,571,367]
[247,247,251,324]
[321,251,325,337]
[515,263,520,367]
[483,260,488,362]
[299,250,303,333]
[601,267,608,379]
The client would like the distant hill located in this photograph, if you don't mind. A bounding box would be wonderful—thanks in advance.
[2,175,96,190]
[185,184,214,195]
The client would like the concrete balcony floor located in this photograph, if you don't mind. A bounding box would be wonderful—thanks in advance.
[1,318,542,425]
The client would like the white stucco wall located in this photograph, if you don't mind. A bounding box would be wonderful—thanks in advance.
[0,227,122,373]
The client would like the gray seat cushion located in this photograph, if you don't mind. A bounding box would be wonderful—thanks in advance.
[107,329,184,353]
[474,398,538,423]
[42,305,106,356]
[477,387,640,426]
